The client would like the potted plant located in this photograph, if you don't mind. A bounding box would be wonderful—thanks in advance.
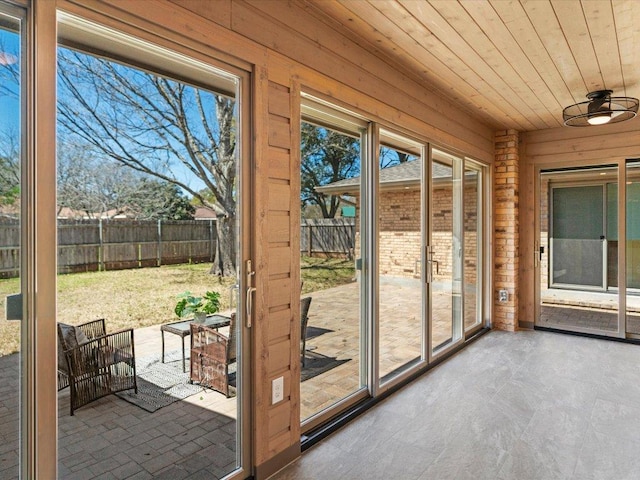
[174,290,221,323]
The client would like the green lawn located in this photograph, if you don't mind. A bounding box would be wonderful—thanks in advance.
[300,256,355,294]
[0,256,355,356]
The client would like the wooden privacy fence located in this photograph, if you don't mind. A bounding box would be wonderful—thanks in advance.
[0,218,216,277]
[301,218,355,258]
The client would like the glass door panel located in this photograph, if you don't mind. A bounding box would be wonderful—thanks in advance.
[56,17,247,479]
[299,111,366,424]
[430,149,463,355]
[0,10,22,480]
[551,185,605,288]
[464,163,482,332]
[377,131,423,383]
[626,161,640,335]
[539,167,619,334]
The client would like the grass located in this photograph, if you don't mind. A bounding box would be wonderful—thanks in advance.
[0,256,355,356]
[300,256,355,294]
[0,263,234,356]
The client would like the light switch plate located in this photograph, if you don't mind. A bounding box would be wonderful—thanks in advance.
[272,376,284,404]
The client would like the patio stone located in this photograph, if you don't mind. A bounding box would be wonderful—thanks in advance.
[87,453,131,476]
[140,450,182,474]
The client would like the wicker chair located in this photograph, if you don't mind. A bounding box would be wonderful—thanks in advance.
[57,319,137,415]
[190,313,237,397]
[300,297,312,367]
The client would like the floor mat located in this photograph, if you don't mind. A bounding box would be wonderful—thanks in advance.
[115,350,205,412]
[301,351,350,382]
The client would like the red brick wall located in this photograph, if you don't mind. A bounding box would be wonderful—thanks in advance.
[379,189,422,276]
[353,185,478,283]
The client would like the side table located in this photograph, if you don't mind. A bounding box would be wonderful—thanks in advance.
[160,314,231,372]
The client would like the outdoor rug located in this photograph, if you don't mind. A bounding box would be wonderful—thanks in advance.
[115,350,206,413]
[301,351,350,382]
[116,349,348,411]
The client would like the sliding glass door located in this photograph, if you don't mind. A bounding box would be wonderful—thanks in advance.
[56,14,250,480]
[538,166,620,335]
[464,162,484,333]
[299,99,368,428]
[429,149,464,356]
[377,130,424,385]
[0,8,23,479]
[626,161,640,336]
[298,99,489,431]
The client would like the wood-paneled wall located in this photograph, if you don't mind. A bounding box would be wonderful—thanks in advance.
[253,76,303,471]
[519,121,640,327]
[58,1,495,477]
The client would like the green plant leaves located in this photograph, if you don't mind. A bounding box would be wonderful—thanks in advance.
[174,290,220,318]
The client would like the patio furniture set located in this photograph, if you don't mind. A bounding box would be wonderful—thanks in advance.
[57,313,236,415]
[57,299,313,415]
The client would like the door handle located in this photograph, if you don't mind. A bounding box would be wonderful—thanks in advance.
[426,245,436,283]
[246,287,256,328]
[246,260,255,328]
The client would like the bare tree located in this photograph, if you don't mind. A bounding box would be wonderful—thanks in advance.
[0,129,20,207]
[57,141,140,217]
[57,48,237,276]
[0,35,21,210]
[58,143,195,220]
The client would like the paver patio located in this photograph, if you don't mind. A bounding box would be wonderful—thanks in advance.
[300,276,480,420]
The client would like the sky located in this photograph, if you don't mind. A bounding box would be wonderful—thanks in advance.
[0,27,20,138]
[0,26,217,196]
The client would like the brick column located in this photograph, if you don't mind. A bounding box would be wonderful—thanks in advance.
[494,130,519,331]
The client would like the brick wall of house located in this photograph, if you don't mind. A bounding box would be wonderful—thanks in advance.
[353,186,479,284]
[494,129,519,331]
[379,189,422,277]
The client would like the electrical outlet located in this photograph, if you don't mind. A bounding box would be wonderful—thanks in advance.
[272,376,284,404]
[498,289,509,303]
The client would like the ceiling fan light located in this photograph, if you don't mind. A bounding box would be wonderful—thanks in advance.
[587,113,612,125]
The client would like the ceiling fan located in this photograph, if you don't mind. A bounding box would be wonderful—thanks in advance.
[563,89,639,127]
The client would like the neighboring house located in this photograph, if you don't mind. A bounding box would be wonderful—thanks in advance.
[193,205,218,220]
[301,195,355,219]
[56,206,134,219]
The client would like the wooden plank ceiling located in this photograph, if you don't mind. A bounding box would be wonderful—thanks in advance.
[302,0,640,132]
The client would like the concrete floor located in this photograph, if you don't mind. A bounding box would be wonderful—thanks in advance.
[273,330,640,480]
